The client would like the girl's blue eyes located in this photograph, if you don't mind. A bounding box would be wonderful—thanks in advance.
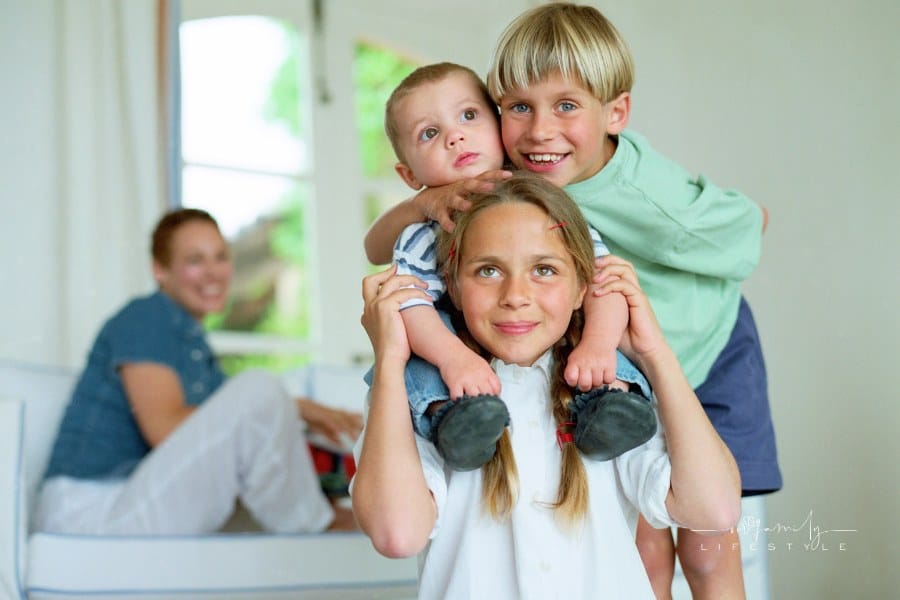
[475,266,557,278]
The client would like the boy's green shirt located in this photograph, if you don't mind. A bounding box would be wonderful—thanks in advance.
[566,130,763,388]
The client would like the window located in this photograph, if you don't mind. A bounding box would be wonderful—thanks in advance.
[179,12,313,372]
[174,1,426,370]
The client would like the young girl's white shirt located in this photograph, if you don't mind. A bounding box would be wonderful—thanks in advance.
[357,351,675,599]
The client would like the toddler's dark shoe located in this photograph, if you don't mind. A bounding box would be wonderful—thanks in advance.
[431,394,510,471]
[571,386,656,461]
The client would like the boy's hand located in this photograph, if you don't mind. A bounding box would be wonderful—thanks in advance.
[414,169,512,233]
[439,347,501,400]
[565,340,619,391]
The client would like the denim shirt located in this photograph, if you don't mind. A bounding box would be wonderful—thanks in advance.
[44,291,225,480]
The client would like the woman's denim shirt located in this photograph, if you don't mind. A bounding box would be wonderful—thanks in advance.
[44,291,225,480]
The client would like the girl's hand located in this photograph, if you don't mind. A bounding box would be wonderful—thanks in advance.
[413,169,512,233]
[360,264,431,364]
[592,255,668,362]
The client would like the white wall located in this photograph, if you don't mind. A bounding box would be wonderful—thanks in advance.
[598,0,899,597]
[1,0,897,597]
[0,1,65,365]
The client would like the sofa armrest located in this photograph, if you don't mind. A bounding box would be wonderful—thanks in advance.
[0,399,26,600]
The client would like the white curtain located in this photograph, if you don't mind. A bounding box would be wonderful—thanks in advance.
[55,0,166,366]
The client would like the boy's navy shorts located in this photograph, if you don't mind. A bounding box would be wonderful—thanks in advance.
[695,297,783,496]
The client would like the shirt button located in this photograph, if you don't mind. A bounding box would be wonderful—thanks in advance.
[192,382,205,394]
[191,349,203,361]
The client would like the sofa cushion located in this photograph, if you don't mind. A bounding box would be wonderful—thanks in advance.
[0,400,26,599]
[27,531,417,599]
[0,361,76,512]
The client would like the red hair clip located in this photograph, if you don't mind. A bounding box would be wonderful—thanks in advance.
[556,421,576,449]
[548,221,568,231]
[448,240,456,261]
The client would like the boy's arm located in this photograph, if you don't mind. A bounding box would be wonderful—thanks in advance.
[365,198,430,265]
[365,170,512,265]
[402,305,500,399]
[573,145,765,280]
[564,289,628,391]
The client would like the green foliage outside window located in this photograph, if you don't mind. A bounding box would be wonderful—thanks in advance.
[353,43,417,178]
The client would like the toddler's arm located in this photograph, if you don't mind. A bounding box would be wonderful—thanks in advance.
[564,226,628,390]
[402,305,500,399]
[564,284,628,391]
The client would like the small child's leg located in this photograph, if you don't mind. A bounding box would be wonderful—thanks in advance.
[429,394,509,471]
[570,350,656,461]
[365,305,509,471]
[635,516,676,600]
[676,527,745,599]
[364,354,450,439]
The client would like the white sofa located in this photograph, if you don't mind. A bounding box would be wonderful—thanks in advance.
[0,360,418,600]
[0,360,772,599]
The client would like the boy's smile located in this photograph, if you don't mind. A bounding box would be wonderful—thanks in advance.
[497,71,627,187]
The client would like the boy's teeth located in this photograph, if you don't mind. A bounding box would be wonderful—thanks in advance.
[528,153,562,163]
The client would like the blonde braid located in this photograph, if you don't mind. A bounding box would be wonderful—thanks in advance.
[549,311,590,526]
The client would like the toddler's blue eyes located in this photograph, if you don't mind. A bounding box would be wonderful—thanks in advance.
[510,104,529,113]
[559,102,576,112]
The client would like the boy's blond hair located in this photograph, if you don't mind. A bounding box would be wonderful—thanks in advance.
[487,2,634,103]
[384,62,497,164]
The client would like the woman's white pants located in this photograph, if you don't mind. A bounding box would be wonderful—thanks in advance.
[34,370,334,534]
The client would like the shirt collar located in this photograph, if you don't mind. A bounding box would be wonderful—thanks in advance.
[153,290,205,338]
[490,349,554,379]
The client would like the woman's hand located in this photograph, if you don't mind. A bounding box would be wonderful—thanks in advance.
[361,264,431,364]
[592,255,668,363]
[297,398,363,446]
[413,169,512,233]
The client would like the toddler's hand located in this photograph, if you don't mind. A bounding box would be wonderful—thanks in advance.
[439,348,501,400]
[565,341,619,391]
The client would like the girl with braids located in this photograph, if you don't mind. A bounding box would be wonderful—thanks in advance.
[353,173,740,599]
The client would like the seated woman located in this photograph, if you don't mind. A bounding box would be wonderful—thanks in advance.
[35,208,362,535]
